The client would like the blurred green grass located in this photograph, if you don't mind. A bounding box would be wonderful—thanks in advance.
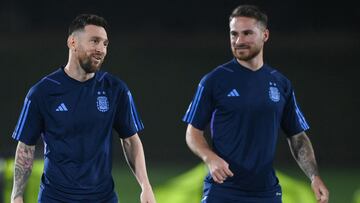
[114,165,360,203]
[113,164,191,203]
[3,161,360,203]
[279,167,360,203]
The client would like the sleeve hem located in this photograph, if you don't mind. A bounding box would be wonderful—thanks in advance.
[285,128,310,137]
[182,119,206,131]
[12,136,37,146]
[119,128,144,139]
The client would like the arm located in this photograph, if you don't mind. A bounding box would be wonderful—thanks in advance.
[287,132,329,203]
[185,124,233,184]
[121,134,156,203]
[11,141,35,203]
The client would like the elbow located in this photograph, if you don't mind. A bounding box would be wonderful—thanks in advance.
[185,126,194,147]
[185,124,203,148]
[185,132,192,148]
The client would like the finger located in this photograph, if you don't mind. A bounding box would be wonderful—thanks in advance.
[211,173,220,183]
[224,167,234,177]
[212,172,224,183]
[215,173,224,183]
[316,190,327,203]
[318,186,329,203]
[321,186,329,197]
[218,168,228,179]
[320,192,329,203]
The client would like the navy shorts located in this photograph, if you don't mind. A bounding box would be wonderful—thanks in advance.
[201,181,282,203]
[38,189,118,203]
[201,194,282,203]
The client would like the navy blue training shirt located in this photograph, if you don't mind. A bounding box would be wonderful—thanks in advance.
[183,59,309,197]
[12,67,144,202]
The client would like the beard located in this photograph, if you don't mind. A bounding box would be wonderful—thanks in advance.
[78,54,104,73]
[231,43,262,61]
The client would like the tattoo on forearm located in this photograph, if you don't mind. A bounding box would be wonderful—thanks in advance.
[12,142,35,200]
[288,133,319,180]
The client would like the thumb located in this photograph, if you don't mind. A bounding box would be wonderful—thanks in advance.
[319,186,329,202]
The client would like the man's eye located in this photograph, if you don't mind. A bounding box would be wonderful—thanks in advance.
[244,31,253,35]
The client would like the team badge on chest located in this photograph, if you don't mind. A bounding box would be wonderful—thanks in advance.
[97,91,109,112]
[268,82,280,102]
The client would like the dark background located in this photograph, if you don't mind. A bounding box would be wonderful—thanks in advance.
[1,0,359,170]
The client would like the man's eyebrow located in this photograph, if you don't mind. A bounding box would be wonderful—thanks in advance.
[90,36,109,41]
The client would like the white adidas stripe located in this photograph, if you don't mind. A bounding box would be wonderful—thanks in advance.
[56,103,68,111]
[228,89,240,97]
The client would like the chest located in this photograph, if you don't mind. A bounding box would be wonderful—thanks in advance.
[43,86,117,131]
[213,75,287,115]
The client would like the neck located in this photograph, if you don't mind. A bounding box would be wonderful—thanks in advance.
[64,54,95,82]
[236,51,264,71]
[236,59,263,71]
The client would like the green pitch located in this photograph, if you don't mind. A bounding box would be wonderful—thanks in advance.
[2,160,360,203]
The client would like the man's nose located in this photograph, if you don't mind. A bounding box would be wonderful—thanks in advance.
[95,44,106,53]
[235,36,244,44]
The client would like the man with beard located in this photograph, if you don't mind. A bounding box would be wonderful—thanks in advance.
[11,14,156,203]
[183,5,329,203]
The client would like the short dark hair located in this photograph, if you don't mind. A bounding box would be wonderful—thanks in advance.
[68,14,108,36]
[229,5,268,28]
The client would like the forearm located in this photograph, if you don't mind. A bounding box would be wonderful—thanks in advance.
[121,134,151,188]
[186,124,233,183]
[11,141,35,201]
[288,132,319,180]
[185,124,217,164]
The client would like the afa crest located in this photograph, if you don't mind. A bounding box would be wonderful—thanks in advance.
[269,82,280,102]
[97,96,109,112]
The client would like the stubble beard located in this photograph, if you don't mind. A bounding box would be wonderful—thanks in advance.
[232,44,262,61]
[79,55,103,73]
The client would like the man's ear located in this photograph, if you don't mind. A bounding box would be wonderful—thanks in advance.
[67,35,76,51]
[263,28,269,42]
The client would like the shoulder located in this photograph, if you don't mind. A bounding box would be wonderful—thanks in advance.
[26,69,63,99]
[200,59,236,86]
[96,70,129,91]
[263,64,294,97]
[263,64,292,87]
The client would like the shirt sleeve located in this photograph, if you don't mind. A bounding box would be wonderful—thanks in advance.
[182,75,214,130]
[12,87,44,145]
[113,85,144,138]
[281,87,310,137]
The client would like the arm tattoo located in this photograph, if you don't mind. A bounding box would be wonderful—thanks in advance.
[11,142,35,200]
[288,133,319,181]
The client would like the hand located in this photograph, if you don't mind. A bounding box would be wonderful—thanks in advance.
[311,176,329,203]
[11,197,24,203]
[140,184,156,203]
[205,154,234,184]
